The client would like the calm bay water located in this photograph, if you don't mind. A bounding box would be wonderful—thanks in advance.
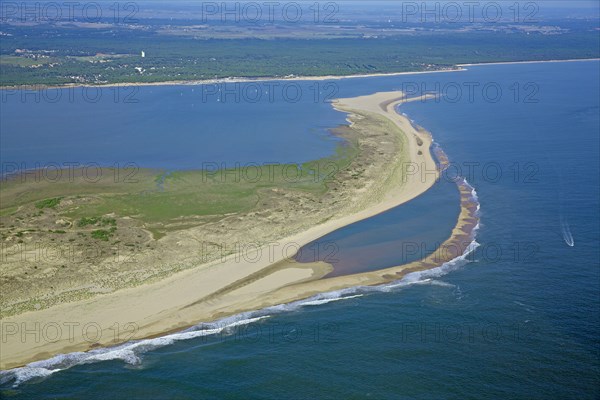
[0,82,347,169]
[1,61,599,399]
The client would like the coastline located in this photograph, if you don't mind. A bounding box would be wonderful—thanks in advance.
[1,90,469,371]
[1,58,598,91]
[457,58,600,67]
[0,68,462,91]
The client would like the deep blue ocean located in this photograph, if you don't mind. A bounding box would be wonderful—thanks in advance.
[1,61,598,399]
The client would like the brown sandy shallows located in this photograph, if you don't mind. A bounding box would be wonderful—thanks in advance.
[1,90,458,369]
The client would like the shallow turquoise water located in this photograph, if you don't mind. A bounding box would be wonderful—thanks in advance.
[1,61,598,399]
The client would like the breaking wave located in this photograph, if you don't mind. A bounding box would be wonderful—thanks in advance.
[1,128,482,390]
[1,233,480,388]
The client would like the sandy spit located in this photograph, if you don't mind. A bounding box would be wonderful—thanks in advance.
[1,91,446,369]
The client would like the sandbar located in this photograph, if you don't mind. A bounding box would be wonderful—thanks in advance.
[1,90,460,369]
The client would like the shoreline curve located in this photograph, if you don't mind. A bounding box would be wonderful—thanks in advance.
[1,91,459,371]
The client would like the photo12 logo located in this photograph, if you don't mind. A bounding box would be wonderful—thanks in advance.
[1,321,139,344]
[398,1,539,23]
[200,161,339,184]
[198,240,340,264]
[200,81,339,104]
[198,1,340,23]
[0,2,140,23]
[402,160,540,185]
[401,81,540,104]
[1,85,141,104]
[0,241,141,265]
[399,320,539,344]
[1,162,140,184]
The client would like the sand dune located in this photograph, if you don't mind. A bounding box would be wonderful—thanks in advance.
[0,91,443,369]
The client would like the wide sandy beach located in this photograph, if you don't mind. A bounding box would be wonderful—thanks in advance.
[1,90,477,370]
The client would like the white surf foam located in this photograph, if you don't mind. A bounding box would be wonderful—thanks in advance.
[2,177,482,389]
[2,242,481,387]
[421,279,457,288]
[0,294,368,387]
[0,315,270,387]
[263,292,366,314]
[7,367,61,387]
[461,177,481,215]
[375,240,480,292]
[299,294,364,306]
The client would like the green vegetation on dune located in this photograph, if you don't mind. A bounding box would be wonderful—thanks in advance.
[0,107,408,316]
[0,134,358,235]
[1,168,159,209]
[66,155,356,224]
[77,216,116,227]
[91,228,116,241]
[34,197,62,209]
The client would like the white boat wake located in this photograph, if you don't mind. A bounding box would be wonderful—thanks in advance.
[561,216,575,247]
